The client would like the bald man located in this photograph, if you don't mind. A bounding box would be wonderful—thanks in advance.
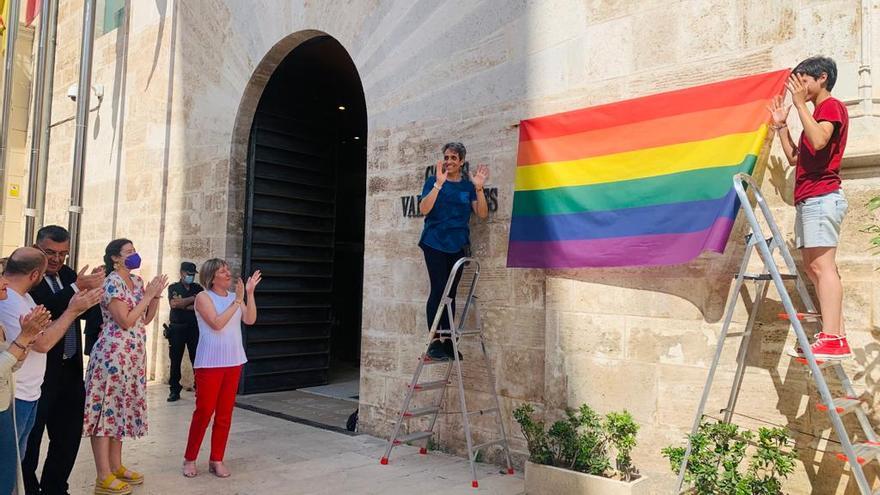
[0,247,101,460]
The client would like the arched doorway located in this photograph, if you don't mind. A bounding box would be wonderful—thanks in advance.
[240,35,367,394]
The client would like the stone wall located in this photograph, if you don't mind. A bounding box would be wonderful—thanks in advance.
[35,1,880,493]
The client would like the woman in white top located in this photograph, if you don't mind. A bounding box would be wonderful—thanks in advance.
[182,259,260,478]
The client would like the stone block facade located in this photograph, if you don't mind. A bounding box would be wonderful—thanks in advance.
[22,1,880,493]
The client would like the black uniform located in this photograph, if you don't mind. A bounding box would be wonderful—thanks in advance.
[167,281,203,395]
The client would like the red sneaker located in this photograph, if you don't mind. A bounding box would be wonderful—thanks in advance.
[788,333,852,360]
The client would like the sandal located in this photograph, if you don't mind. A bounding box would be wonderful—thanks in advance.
[208,461,231,478]
[94,474,132,495]
[182,460,198,478]
[112,465,144,485]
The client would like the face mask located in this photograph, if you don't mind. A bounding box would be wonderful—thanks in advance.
[123,253,142,270]
[183,275,195,284]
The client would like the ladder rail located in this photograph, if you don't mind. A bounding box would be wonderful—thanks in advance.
[731,174,873,495]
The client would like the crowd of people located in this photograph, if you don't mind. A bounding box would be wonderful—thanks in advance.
[0,226,261,495]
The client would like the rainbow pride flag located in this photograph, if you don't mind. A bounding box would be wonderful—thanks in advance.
[507,70,789,268]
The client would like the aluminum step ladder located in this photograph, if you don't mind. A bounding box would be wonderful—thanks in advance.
[380,257,515,488]
[676,173,879,495]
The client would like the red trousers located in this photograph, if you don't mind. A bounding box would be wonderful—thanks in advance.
[184,365,242,462]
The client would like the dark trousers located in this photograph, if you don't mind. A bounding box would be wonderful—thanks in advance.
[22,359,84,495]
[421,243,466,331]
[169,323,199,394]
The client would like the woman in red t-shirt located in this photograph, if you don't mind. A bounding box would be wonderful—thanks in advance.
[768,56,851,360]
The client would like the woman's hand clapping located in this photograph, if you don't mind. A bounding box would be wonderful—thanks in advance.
[471,163,489,189]
[145,274,169,300]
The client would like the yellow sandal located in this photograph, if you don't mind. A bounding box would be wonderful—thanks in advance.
[94,474,132,495]
[112,466,144,485]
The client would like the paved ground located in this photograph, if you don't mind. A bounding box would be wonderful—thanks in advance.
[56,384,524,494]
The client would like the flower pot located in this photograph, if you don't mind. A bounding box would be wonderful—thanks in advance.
[524,461,650,495]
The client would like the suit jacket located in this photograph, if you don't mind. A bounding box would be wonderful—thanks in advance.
[28,265,100,378]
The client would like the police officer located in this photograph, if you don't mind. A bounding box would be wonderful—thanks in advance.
[166,262,203,402]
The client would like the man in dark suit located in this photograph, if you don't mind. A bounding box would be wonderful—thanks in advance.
[23,225,104,495]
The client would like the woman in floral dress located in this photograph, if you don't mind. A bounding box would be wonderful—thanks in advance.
[83,239,167,495]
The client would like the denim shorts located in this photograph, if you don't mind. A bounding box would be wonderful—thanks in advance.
[795,190,848,248]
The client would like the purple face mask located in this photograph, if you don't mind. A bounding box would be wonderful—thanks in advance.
[123,253,142,270]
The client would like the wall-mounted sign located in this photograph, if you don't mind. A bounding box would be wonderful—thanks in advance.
[8,184,19,198]
[400,164,498,218]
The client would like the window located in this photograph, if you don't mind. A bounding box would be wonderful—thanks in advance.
[96,0,125,36]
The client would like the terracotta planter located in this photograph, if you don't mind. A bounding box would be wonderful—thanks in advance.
[524,461,650,495]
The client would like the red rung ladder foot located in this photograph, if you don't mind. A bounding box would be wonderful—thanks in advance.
[419,447,427,455]
[472,480,479,488]
[795,357,826,366]
[778,312,820,321]
[836,453,866,465]
[507,468,515,474]
[380,457,389,465]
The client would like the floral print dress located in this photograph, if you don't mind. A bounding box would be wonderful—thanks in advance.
[83,271,148,438]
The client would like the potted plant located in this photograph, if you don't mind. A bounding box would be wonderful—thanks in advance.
[662,420,796,495]
[514,403,650,495]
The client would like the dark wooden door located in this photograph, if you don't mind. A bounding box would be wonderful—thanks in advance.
[241,111,336,394]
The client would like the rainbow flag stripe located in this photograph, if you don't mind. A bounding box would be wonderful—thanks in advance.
[507,70,789,268]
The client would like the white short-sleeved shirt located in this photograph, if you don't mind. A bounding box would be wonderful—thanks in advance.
[194,290,248,368]
[0,288,43,401]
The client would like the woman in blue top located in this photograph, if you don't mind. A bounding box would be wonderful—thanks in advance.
[418,142,489,360]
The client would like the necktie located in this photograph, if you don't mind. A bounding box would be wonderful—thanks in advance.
[47,276,78,359]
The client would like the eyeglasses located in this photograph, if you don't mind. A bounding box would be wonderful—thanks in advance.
[41,249,69,260]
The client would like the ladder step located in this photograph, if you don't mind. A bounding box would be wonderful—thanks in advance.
[817,397,862,415]
[403,406,440,418]
[835,442,880,465]
[794,357,837,369]
[393,431,433,445]
[409,380,448,391]
[467,408,499,416]
[420,355,449,366]
[472,439,506,451]
[778,312,821,321]
[736,273,798,281]
[436,329,481,337]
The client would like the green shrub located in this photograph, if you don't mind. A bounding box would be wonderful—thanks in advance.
[513,403,640,481]
[662,420,796,495]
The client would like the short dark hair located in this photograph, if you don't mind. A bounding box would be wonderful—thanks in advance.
[793,56,838,91]
[442,142,467,160]
[3,247,47,276]
[36,225,70,243]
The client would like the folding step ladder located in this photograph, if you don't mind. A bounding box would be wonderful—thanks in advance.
[380,257,515,488]
[677,173,879,495]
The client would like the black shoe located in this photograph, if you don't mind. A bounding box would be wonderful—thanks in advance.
[426,341,450,361]
[167,392,180,402]
[443,339,463,361]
